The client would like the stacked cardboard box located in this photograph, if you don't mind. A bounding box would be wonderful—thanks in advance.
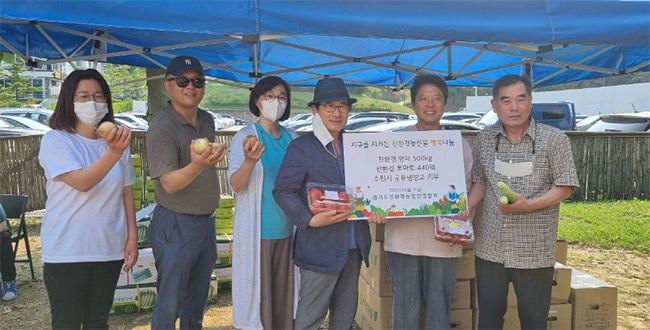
[213,195,234,290]
[355,223,476,330]
[215,195,234,235]
[131,155,155,210]
[111,203,219,315]
[569,269,617,330]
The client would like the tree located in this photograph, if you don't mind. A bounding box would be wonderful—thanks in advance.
[103,64,147,101]
[0,59,39,107]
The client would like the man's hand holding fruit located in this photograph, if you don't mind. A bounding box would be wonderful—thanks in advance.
[496,181,529,213]
[191,137,227,168]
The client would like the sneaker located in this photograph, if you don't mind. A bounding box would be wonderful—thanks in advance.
[2,280,17,301]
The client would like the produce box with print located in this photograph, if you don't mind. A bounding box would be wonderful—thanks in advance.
[213,266,232,290]
[110,283,158,315]
[215,234,233,267]
[215,213,234,235]
[111,276,218,315]
[570,268,617,330]
[218,194,235,208]
[214,207,234,218]
[117,248,157,287]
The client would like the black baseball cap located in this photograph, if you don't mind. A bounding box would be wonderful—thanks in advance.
[166,55,204,76]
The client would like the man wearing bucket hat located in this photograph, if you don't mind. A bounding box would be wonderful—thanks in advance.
[274,77,386,329]
[146,55,226,329]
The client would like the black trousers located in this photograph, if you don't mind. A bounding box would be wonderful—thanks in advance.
[44,260,122,330]
[0,230,16,282]
[475,256,554,330]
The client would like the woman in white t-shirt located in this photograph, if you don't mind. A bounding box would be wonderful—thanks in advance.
[38,69,138,329]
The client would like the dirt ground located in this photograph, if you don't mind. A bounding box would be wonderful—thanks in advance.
[2,219,648,329]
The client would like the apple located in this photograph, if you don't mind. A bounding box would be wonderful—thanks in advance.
[96,121,117,139]
[193,138,210,154]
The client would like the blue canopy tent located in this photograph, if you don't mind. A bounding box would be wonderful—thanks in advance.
[1,0,649,88]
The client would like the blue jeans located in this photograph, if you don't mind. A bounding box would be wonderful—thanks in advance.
[386,252,458,330]
[150,205,217,330]
[475,257,554,330]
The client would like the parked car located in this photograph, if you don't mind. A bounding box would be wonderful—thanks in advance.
[345,117,389,131]
[441,113,483,122]
[0,115,51,131]
[0,119,45,136]
[0,108,54,126]
[220,114,246,126]
[576,114,602,131]
[282,113,312,128]
[206,111,233,129]
[586,112,650,132]
[357,119,481,132]
[114,113,149,130]
[476,102,577,130]
[348,111,412,122]
[128,112,148,122]
[114,118,147,132]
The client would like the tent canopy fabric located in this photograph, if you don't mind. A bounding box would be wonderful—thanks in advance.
[1,0,649,87]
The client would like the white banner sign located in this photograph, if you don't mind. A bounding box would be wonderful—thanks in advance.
[343,130,467,219]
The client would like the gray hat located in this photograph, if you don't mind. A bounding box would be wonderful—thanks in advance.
[308,77,357,107]
[166,55,204,76]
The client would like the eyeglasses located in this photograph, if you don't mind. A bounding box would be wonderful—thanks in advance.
[263,92,288,104]
[75,92,107,103]
[319,103,350,114]
[166,76,206,88]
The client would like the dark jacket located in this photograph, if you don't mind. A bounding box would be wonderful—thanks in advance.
[273,132,371,274]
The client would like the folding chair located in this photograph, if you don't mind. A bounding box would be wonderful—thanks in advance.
[0,195,34,280]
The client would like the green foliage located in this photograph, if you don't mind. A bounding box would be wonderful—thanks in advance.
[103,64,147,101]
[0,59,40,107]
[559,199,650,253]
[113,100,133,113]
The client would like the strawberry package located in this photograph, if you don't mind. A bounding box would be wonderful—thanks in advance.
[306,182,353,215]
[433,216,474,244]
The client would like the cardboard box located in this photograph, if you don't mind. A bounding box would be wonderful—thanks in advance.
[218,195,235,208]
[360,239,392,297]
[216,234,233,267]
[356,276,392,330]
[503,303,572,330]
[552,262,572,304]
[503,262,571,306]
[570,268,617,330]
[449,308,474,330]
[555,240,568,265]
[214,207,234,218]
[369,222,385,242]
[456,249,476,280]
[117,248,157,287]
[213,266,232,283]
[452,280,472,310]
[136,220,151,248]
[111,276,218,315]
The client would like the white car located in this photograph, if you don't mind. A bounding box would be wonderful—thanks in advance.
[207,111,234,130]
[0,115,51,131]
[115,113,149,130]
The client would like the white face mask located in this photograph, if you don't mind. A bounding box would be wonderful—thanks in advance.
[74,101,109,127]
[311,113,334,147]
[259,99,286,122]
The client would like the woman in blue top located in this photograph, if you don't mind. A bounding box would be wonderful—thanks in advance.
[227,76,299,329]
